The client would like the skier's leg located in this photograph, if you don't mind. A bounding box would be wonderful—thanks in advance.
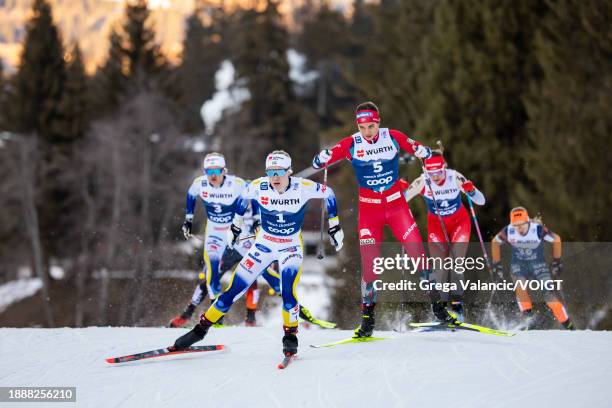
[205,253,272,323]
[173,245,275,349]
[261,261,281,294]
[278,244,304,356]
[354,201,384,337]
[510,262,536,328]
[449,210,471,320]
[534,263,573,328]
[245,281,259,326]
[203,232,227,300]
[426,213,449,303]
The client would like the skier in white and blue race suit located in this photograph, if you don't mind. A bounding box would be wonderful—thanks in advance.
[179,153,247,305]
[171,150,344,357]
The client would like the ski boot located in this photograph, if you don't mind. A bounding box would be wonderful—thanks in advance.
[450,301,465,323]
[168,303,196,328]
[212,315,225,328]
[171,316,213,350]
[282,326,298,356]
[299,305,315,323]
[432,301,460,325]
[562,319,576,331]
[353,304,375,338]
[520,309,539,330]
[245,309,257,327]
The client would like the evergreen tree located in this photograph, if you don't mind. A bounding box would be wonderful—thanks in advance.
[229,0,316,170]
[295,2,353,129]
[176,6,227,132]
[10,0,66,143]
[518,0,612,240]
[123,0,166,85]
[417,0,548,235]
[357,0,439,132]
[57,43,90,143]
[92,0,168,117]
[93,29,127,116]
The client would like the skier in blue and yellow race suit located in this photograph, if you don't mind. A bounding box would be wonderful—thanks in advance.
[171,150,344,358]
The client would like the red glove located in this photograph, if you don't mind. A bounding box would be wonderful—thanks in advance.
[462,180,475,195]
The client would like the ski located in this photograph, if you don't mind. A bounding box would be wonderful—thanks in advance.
[105,345,225,364]
[408,321,515,337]
[310,336,391,348]
[277,354,297,369]
[310,318,337,329]
[396,325,456,333]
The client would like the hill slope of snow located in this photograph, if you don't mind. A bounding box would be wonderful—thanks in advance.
[1,327,610,407]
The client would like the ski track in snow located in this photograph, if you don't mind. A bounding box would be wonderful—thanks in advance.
[0,327,611,408]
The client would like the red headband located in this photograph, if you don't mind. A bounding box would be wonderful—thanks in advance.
[356,109,380,124]
[424,155,446,172]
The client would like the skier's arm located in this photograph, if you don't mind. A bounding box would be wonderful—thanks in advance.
[403,176,424,202]
[491,227,508,263]
[312,137,353,169]
[302,180,339,222]
[389,130,431,158]
[540,225,562,259]
[303,180,343,251]
[232,183,256,227]
[455,171,485,205]
[185,180,200,222]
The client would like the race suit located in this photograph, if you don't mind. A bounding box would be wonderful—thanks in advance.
[494,222,569,323]
[313,128,426,305]
[404,169,485,302]
[185,174,246,299]
[203,176,339,330]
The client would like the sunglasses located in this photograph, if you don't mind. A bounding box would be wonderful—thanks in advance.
[427,169,445,177]
[266,168,289,177]
[205,168,223,176]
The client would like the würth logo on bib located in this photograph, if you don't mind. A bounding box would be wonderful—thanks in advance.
[202,191,208,198]
[261,196,269,205]
[271,198,300,205]
[244,259,254,269]
[356,149,365,158]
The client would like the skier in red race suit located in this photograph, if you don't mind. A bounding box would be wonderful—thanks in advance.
[403,152,486,322]
[312,101,458,337]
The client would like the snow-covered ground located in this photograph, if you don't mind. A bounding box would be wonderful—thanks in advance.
[1,327,611,407]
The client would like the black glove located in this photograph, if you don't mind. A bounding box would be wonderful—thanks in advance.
[250,219,261,235]
[181,220,192,239]
[226,223,242,249]
[492,262,504,282]
[551,259,563,278]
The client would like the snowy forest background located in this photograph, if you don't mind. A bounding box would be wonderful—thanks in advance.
[0,0,610,329]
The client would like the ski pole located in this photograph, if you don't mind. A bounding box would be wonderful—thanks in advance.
[466,195,496,304]
[419,158,455,259]
[316,164,329,260]
[466,195,492,273]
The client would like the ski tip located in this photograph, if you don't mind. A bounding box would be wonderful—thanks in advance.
[105,358,116,364]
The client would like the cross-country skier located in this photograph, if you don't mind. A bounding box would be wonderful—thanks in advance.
[403,152,485,321]
[178,153,247,325]
[172,180,329,328]
[171,150,344,358]
[491,207,575,330]
[312,101,457,338]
